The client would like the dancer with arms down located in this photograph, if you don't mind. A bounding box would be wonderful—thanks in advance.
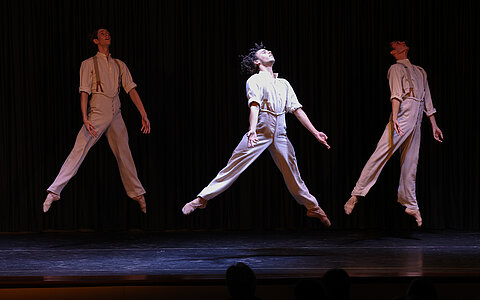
[43,28,150,213]
[344,41,443,227]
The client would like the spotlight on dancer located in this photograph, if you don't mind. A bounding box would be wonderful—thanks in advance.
[43,28,150,214]
[344,41,443,227]
[182,42,331,227]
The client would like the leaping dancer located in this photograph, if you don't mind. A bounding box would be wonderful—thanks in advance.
[344,41,443,227]
[43,28,150,213]
[182,43,332,227]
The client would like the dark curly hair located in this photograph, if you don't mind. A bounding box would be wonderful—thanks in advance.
[239,42,265,75]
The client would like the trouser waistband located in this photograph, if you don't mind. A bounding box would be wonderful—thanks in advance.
[259,109,286,116]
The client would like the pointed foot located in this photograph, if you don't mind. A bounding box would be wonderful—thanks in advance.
[344,195,358,215]
[182,197,207,215]
[43,192,60,213]
[306,206,331,227]
[405,208,422,227]
[132,194,147,213]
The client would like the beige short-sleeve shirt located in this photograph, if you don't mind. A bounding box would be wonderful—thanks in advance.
[79,52,137,98]
[388,59,436,116]
[246,71,302,114]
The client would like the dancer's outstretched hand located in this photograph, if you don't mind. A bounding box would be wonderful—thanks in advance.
[247,130,258,148]
[314,131,330,149]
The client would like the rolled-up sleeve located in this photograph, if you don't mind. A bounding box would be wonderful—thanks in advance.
[79,60,92,95]
[118,60,137,94]
[246,76,262,107]
[388,65,404,102]
[284,80,302,113]
[421,70,437,116]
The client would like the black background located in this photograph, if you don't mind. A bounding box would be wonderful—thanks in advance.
[1,0,478,232]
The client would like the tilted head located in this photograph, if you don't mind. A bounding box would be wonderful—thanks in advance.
[390,40,409,59]
[89,28,111,51]
[240,42,275,75]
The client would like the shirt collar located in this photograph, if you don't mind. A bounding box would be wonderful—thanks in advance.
[258,70,278,78]
[397,58,411,66]
[96,52,112,60]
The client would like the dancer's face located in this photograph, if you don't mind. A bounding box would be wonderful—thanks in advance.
[390,41,409,56]
[255,49,275,67]
[94,29,111,48]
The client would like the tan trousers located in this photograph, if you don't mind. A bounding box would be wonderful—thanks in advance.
[198,112,319,210]
[47,94,145,198]
[351,98,424,209]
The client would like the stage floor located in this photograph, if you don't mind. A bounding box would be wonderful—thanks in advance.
[0,230,480,300]
[0,229,479,279]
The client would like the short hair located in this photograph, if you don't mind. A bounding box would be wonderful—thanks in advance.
[239,42,265,75]
[88,27,110,49]
[385,39,408,51]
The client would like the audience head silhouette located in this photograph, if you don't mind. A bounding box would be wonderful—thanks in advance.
[226,262,258,300]
[322,268,351,300]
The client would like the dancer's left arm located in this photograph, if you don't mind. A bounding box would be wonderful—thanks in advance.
[428,114,443,143]
[128,88,151,134]
[294,108,330,149]
[423,72,442,143]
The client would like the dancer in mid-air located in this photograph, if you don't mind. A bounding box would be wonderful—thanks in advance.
[182,43,332,227]
[344,41,443,227]
[43,28,150,213]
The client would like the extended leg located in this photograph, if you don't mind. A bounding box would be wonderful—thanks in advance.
[44,118,108,212]
[398,125,422,227]
[182,133,271,215]
[106,113,146,213]
[269,135,330,227]
[347,121,410,214]
[350,123,396,198]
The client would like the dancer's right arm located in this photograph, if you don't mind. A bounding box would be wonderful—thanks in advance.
[81,92,97,138]
[388,65,405,137]
[246,103,259,148]
[391,99,404,136]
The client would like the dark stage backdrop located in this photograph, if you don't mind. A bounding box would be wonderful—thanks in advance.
[0,0,478,232]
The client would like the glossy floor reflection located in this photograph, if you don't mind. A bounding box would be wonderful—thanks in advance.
[1,230,479,282]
